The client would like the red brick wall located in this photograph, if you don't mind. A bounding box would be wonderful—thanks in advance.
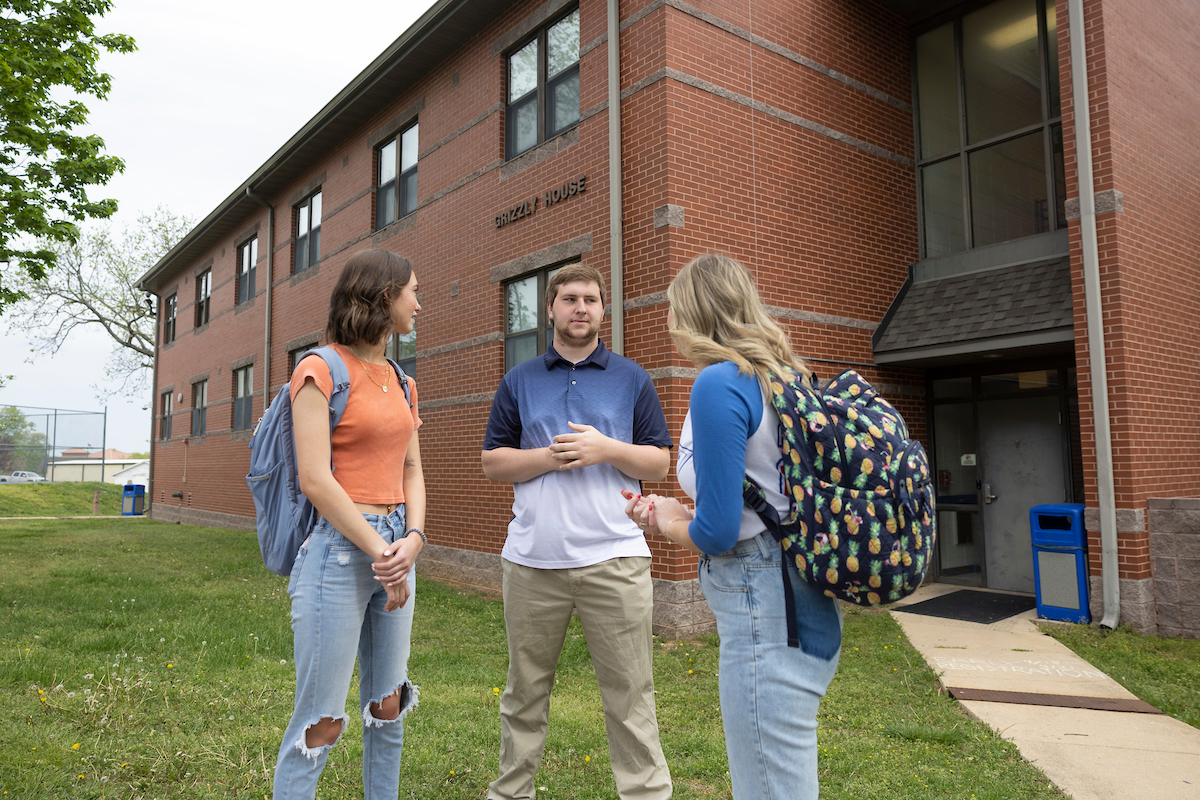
[149,0,921,580]
[1061,0,1200,580]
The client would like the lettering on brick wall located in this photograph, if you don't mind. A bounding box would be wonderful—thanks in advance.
[494,175,587,229]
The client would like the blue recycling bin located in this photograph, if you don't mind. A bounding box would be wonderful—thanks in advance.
[121,484,145,516]
[1030,503,1090,623]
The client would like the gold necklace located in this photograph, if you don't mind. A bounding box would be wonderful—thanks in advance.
[350,351,391,393]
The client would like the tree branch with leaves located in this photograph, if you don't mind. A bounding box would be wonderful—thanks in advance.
[5,207,192,397]
[0,0,136,314]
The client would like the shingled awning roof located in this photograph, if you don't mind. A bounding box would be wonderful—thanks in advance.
[873,257,1075,367]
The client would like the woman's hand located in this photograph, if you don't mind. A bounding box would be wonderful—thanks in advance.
[384,575,410,612]
[372,534,422,587]
[623,490,701,554]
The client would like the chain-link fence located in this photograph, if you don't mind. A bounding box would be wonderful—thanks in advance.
[0,405,108,479]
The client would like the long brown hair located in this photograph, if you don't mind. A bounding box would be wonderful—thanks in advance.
[326,249,413,346]
[667,253,810,394]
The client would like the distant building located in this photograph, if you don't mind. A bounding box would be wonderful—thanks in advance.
[138,0,1200,638]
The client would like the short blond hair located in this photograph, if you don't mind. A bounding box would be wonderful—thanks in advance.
[667,254,810,393]
[546,263,605,308]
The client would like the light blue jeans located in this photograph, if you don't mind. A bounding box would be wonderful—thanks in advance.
[698,532,842,800]
[273,509,417,800]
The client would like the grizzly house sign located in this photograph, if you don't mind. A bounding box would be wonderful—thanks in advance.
[494,175,587,229]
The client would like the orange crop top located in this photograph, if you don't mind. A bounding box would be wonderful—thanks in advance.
[289,344,421,505]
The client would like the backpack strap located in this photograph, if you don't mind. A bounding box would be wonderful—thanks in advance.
[385,358,414,409]
[304,346,352,430]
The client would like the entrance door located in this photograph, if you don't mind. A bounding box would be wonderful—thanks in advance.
[978,395,1066,593]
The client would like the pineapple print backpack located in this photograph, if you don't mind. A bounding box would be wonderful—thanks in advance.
[742,368,935,647]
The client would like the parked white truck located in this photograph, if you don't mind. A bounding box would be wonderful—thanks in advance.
[0,471,47,483]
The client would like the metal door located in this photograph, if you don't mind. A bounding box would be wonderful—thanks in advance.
[978,395,1066,593]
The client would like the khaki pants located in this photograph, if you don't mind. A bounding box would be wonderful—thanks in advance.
[489,557,672,800]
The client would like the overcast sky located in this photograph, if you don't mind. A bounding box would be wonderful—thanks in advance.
[0,0,438,453]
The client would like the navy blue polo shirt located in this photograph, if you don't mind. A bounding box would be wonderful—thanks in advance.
[483,340,672,569]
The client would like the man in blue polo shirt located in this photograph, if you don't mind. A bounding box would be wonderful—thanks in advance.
[482,263,673,800]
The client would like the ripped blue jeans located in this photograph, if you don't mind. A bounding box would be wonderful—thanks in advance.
[273,509,417,800]
[698,532,842,800]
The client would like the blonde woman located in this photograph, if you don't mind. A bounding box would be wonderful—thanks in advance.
[624,254,842,800]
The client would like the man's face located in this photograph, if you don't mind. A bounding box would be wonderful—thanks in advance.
[548,279,603,348]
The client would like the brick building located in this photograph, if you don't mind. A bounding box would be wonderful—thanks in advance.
[137,0,1200,637]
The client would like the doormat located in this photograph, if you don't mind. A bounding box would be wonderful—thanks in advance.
[946,687,1162,714]
[894,589,1036,624]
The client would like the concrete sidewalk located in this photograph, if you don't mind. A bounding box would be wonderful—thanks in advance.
[891,583,1200,800]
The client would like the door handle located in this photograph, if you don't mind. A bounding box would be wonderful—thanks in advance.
[984,484,997,504]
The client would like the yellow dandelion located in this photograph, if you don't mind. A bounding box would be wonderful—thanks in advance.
[72,743,81,750]
[585,756,591,762]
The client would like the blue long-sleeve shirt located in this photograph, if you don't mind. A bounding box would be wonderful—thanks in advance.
[677,362,791,555]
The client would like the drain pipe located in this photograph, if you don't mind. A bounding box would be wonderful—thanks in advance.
[246,188,275,409]
[607,0,624,354]
[1068,0,1119,629]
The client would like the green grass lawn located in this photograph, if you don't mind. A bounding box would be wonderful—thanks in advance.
[1042,621,1200,728]
[0,481,126,517]
[1,518,1066,798]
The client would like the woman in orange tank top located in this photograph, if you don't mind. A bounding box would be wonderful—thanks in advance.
[273,249,425,800]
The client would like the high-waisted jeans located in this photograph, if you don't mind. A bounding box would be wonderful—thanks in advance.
[698,532,843,800]
[273,509,417,800]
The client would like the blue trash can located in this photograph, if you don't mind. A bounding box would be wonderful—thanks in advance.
[1030,503,1089,624]
[121,484,145,516]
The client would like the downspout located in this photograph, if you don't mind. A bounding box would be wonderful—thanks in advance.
[1068,0,1119,629]
[246,188,275,410]
[607,0,624,354]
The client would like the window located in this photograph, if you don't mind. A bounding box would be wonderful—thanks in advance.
[504,264,566,371]
[195,268,211,327]
[160,392,172,441]
[387,332,416,378]
[506,8,579,159]
[913,0,1064,258]
[238,236,257,304]
[192,380,207,437]
[294,190,322,272]
[289,345,317,374]
[377,123,418,229]
[233,366,254,431]
[163,294,177,344]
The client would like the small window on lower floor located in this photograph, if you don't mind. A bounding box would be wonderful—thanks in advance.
[233,366,254,431]
[387,331,416,378]
[504,264,569,371]
[192,380,207,437]
[160,392,173,440]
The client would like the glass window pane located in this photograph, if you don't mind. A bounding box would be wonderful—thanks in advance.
[378,185,396,227]
[932,376,972,398]
[506,275,538,334]
[963,0,1042,144]
[379,139,397,183]
[1051,123,1066,228]
[980,370,1059,393]
[969,131,1047,247]
[933,402,978,505]
[394,331,416,360]
[297,204,308,236]
[401,124,418,172]
[402,170,417,216]
[548,10,580,77]
[310,192,322,228]
[294,239,307,272]
[506,332,538,370]
[509,39,538,103]
[915,23,960,159]
[548,69,580,135]
[309,228,320,265]
[922,156,965,257]
[513,95,537,155]
[1045,1,1060,118]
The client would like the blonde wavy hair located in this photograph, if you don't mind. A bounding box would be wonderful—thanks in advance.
[667,253,810,394]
